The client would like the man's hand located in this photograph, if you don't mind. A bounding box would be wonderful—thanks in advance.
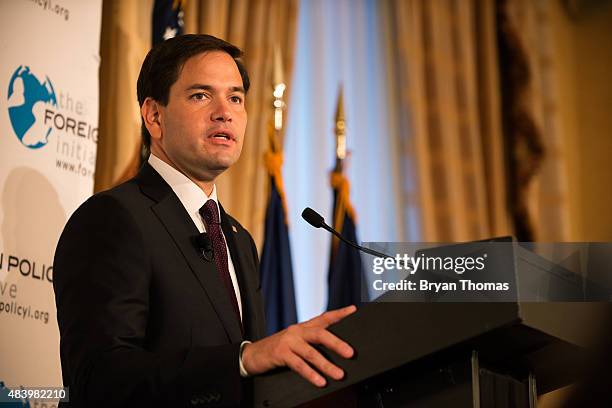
[241,305,357,387]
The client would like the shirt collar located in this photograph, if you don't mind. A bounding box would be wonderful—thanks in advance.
[148,153,221,225]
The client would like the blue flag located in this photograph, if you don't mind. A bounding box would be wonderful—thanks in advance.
[327,171,365,310]
[260,154,298,335]
[152,0,184,46]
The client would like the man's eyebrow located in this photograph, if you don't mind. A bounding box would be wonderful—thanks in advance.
[185,84,245,94]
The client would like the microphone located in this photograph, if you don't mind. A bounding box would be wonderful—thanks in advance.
[194,232,214,262]
[301,207,392,259]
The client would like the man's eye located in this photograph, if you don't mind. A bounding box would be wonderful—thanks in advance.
[230,95,243,103]
[191,93,208,101]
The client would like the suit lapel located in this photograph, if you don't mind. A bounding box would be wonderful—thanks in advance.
[220,204,261,340]
[136,164,243,343]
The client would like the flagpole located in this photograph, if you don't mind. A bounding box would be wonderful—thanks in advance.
[260,44,297,333]
[328,86,365,309]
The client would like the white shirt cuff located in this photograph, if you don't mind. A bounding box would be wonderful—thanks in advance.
[239,340,252,377]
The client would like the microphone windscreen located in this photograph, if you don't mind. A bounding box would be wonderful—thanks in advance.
[301,207,325,228]
[195,233,211,250]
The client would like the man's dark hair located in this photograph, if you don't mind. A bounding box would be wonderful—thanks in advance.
[137,34,250,156]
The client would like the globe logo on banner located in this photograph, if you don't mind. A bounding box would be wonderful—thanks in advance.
[7,65,57,149]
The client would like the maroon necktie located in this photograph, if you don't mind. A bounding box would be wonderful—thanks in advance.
[199,199,242,325]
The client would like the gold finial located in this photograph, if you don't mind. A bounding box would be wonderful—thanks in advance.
[273,45,286,131]
[334,86,346,169]
[270,45,286,152]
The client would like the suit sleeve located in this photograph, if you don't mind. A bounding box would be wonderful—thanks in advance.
[248,231,261,289]
[53,194,244,408]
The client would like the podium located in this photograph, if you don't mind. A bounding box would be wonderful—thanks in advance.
[252,242,611,407]
[253,302,608,407]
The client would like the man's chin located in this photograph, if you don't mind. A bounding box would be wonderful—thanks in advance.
[203,157,238,173]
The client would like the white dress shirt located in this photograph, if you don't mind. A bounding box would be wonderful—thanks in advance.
[148,154,243,320]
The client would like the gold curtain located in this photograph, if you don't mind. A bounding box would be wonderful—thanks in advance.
[381,0,511,242]
[95,0,298,248]
[95,0,152,193]
[502,0,572,241]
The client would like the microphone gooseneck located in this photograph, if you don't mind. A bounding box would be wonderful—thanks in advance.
[301,207,392,259]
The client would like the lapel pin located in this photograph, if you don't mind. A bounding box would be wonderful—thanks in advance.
[232,225,237,233]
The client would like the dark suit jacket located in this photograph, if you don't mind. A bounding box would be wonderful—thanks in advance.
[53,163,266,408]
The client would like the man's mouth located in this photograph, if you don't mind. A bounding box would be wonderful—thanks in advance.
[211,132,231,141]
[207,129,236,142]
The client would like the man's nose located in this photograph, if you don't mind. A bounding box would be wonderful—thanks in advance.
[210,99,232,122]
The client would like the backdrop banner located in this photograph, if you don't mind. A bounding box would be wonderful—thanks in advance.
[0,0,101,402]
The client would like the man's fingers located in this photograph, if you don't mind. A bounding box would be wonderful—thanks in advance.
[304,305,357,328]
[304,328,354,359]
[285,353,327,387]
[292,342,345,381]
[247,308,356,387]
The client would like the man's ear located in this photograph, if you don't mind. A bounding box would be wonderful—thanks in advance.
[141,97,163,142]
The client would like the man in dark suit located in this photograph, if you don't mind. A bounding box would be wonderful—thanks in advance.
[53,34,356,407]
